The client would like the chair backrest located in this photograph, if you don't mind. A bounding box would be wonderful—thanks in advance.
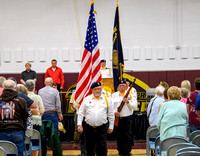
[160,137,188,154]
[148,128,159,139]
[167,143,197,156]
[189,130,200,142]
[146,88,156,98]
[32,129,41,156]
[155,136,160,156]
[146,125,157,134]
[176,147,200,155]
[0,147,6,156]
[25,134,32,155]
[176,151,200,156]
[192,135,200,147]
[0,140,18,155]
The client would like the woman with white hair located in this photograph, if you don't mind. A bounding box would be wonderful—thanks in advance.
[147,85,165,126]
[25,79,45,131]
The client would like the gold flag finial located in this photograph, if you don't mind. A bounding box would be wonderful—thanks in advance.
[116,0,119,6]
[90,0,95,6]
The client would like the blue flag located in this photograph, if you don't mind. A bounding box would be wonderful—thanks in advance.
[112,4,124,91]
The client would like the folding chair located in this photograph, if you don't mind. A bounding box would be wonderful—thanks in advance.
[0,146,6,156]
[31,129,41,156]
[0,140,18,156]
[175,147,200,155]
[167,143,197,156]
[146,127,159,156]
[192,135,200,147]
[146,88,156,109]
[24,134,32,156]
[159,137,188,156]
[155,136,160,156]
[175,151,200,156]
[189,130,200,142]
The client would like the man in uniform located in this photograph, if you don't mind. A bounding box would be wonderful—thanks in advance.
[20,62,37,85]
[77,82,114,156]
[112,80,138,156]
[100,59,112,78]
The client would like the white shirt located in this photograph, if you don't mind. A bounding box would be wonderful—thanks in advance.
[112,91,138,117]
[128,87,137,100]
[101,89,112,98]
[100,67,113,78]
[77,94,114,129]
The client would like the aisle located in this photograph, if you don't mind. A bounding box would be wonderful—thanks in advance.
[47,149,146,156]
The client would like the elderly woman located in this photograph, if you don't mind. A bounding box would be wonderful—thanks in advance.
[147,85,165,126]
[157,86,188,142]
[25,79,45,131]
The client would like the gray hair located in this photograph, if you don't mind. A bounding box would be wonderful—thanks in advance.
[0,76,6,87]
[25,79,35,91]
[155,85,165,96]
[45,77,53,86]
[3,80,16,90]
[17,84,28,95]
[181,88,189,98]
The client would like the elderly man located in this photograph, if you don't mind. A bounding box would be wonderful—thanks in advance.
[78,82,114,156]
[147,85,165,126]
[20,62,37,85]
[0,80,28,156]
[45,59,65,91]
[38,77,63,132]
[38,77,63,155]
[112,80,138,156]
[0,76,6,95]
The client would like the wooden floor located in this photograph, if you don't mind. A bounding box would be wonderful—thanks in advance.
[47,149,146,156]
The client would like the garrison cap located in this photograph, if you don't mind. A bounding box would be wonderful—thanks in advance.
[100,59,106,63]
[90,82,102,89]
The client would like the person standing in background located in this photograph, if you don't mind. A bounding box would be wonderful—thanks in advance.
[45,59,64,92]
[20,63,37,85]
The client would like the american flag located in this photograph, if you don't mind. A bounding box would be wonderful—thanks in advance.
[74,1,101,105]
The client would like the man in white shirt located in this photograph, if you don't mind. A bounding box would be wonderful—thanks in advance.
[112,80,138,156]
[100,59,112,78]
[77,82,114,156]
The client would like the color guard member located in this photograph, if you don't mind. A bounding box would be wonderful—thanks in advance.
[77,82,114,156]
[112,80,137,156]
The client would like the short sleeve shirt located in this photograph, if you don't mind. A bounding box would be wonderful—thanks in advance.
[20,70,37,82]
[18,92,34,108]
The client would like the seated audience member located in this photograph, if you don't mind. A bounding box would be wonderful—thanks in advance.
[159,88,169,112]
[180,88,189,104]
[157,86,188,142]
[0,76,6,95]
[147,85,165,126]
[181,80,191,93]
[26,80,44,156]
[187,78,200,133]
[20,62,37,85]
[0,80,28,156]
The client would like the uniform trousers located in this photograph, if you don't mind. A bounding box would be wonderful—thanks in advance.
[117,115,133,156]
[85,123,108,156]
